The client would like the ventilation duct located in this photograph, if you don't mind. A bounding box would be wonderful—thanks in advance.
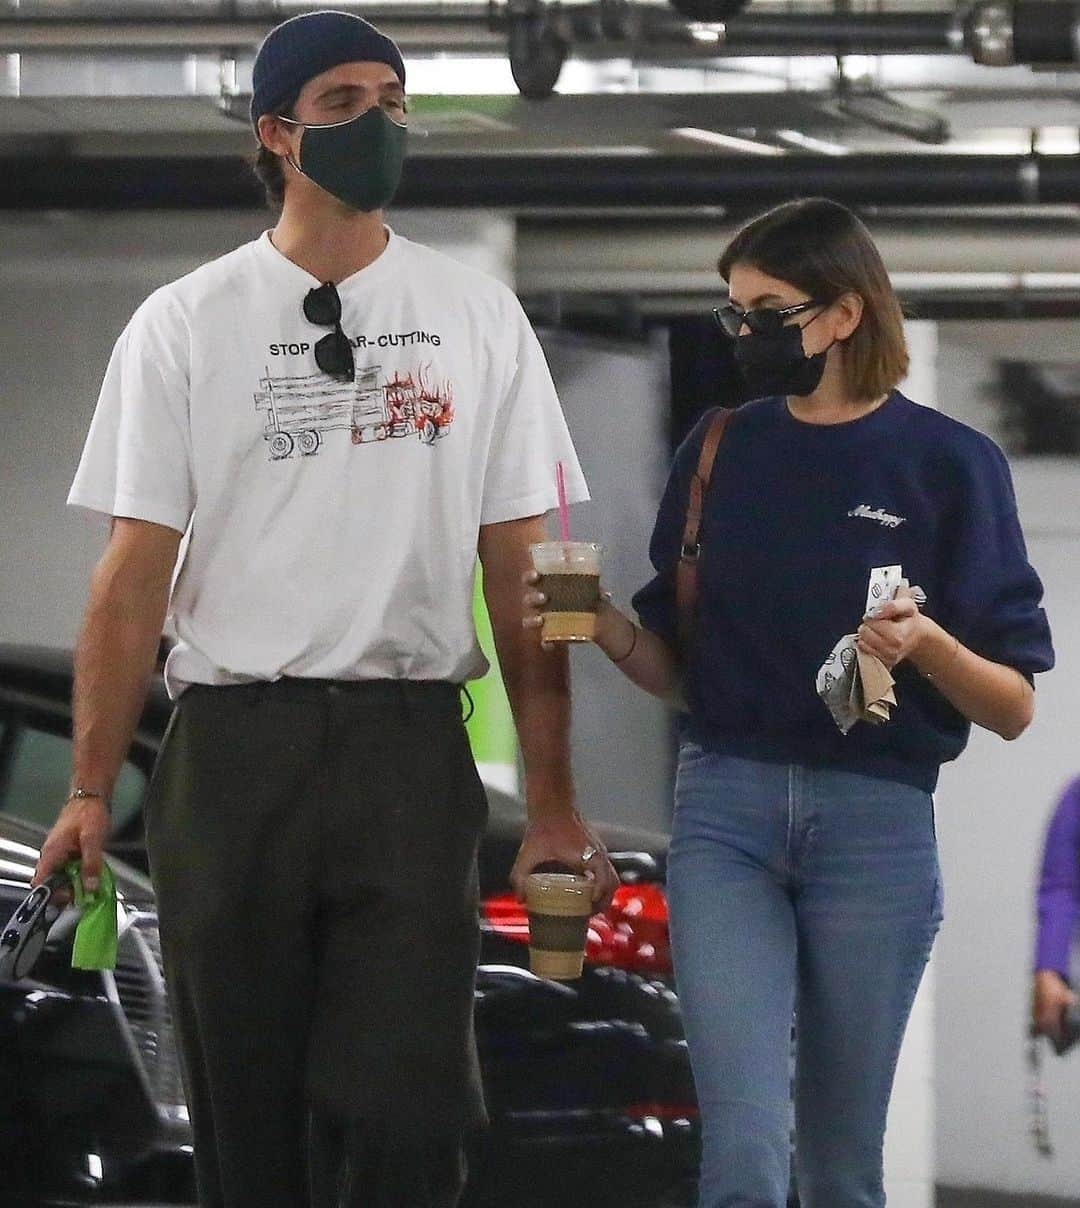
[5,151,1079,209]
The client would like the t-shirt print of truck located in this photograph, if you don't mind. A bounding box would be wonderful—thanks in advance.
[253,363,454,459]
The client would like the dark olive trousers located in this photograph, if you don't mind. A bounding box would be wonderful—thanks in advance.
[144,679,489,1208]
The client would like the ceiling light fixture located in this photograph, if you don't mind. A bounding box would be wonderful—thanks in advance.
[1035,126,1080,155]
[775,129,849,156]
[688,23,725,43]
[671,126,786,156]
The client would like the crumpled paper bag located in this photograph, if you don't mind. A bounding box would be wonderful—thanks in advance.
[815,566,925,735]
[816,634,898,734]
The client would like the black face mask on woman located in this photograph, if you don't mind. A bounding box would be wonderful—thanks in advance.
[732,311,834,399]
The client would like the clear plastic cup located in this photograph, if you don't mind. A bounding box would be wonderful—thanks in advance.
[525,872,594,980]
[529,541,603,643]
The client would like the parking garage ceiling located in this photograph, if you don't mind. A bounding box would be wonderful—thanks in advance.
[4,1,1080,151]
[3,0,1080,309]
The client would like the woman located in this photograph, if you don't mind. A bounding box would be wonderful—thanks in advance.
[524,198,1054,1207]
[1033,777,1080,1045]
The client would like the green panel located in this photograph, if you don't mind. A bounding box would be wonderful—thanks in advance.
[466,565,518,769]
[409,95,521,121]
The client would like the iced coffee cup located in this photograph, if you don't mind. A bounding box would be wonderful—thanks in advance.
[525,872,595,980]
[529,541,603,643]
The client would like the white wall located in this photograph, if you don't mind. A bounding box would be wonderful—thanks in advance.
[0,212,219,652]
[934,322,1080,1197]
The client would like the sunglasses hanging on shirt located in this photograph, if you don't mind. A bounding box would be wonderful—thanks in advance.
[303,282,355,381]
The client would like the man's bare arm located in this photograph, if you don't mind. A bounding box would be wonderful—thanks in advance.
[33,517,181,890]
[478,515,618,908]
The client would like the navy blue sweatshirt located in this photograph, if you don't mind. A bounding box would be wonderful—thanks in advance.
[632,392,1055,792]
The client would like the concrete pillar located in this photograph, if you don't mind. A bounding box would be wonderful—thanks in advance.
[883,319,939,1208]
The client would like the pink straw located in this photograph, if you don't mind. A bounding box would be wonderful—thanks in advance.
[556,461,571,543]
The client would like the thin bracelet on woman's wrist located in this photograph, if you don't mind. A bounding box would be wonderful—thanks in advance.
[610,618,638,664]
[923,632,960,680]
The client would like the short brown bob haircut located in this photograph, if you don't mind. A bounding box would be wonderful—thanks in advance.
[718,198,908,402]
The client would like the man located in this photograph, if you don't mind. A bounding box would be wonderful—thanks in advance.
[33,11,617,1207]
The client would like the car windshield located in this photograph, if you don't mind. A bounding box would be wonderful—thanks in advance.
[0,720,145,833]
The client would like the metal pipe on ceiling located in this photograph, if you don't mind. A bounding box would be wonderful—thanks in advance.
[0,13,960,57]
[4,151,1078,209]
[422,153,1073,207]
[0,11,502,53]
[2,2,1078,61]
[579,10,963,55]
[3,0,1079,102]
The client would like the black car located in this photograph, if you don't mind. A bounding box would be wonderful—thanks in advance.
[0,645,700,1208]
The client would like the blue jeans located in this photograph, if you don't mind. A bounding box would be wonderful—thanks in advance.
[668,747,943,1208]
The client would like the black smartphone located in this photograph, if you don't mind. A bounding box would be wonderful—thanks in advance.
[1053,1001,1080,1057]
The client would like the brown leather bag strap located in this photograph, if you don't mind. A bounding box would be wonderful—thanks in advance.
[676,407,733,654]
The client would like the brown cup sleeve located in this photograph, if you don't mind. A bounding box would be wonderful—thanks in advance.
[536,574,601,614]
[529,912,590,952]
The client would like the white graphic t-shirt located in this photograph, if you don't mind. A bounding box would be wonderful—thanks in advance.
[69,229,589,698]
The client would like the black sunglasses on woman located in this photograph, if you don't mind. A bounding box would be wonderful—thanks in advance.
[713,298,824,339]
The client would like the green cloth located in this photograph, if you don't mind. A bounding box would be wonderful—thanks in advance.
[64,860,118,971]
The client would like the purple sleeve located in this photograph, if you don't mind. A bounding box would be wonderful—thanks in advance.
[1035,778,1080,976]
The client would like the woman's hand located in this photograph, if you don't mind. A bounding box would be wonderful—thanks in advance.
[1033,969,1077,1043]
[855,585,930,669]
[868,587,1035,740]
[521,568,551,649]
[521,570,682,701]
[521,569,627,654]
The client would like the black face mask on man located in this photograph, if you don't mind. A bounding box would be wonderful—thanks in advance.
[732,309,835,399]
[278,105,407,213]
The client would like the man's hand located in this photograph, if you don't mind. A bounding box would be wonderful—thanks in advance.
[1033,969,1077,1043]
[37,515,178,903]
[510,811,619,913]
[32,796,110,896]
[856,585,929,669]
[482,518,619,911]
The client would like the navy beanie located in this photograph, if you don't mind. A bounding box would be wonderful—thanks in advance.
[250,10,406,133]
